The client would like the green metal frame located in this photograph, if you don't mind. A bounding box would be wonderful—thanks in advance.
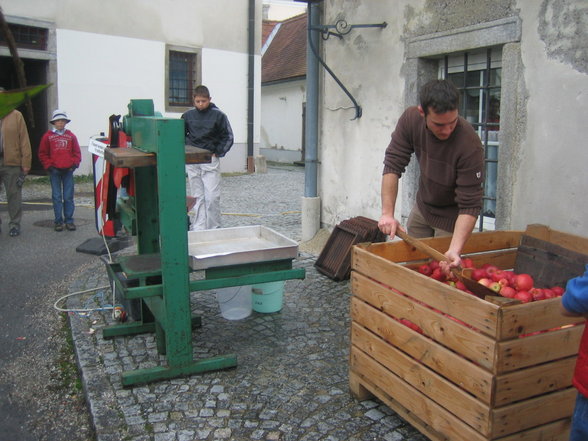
[101,100,305,386]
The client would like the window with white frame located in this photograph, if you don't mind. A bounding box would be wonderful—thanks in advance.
[441,47,502,231]
[166,47,201,111]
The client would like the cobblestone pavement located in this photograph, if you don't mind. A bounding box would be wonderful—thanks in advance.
[66,165,427,441]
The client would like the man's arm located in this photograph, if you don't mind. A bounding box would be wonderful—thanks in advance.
[378,172,403,238]
[441,213,477,270]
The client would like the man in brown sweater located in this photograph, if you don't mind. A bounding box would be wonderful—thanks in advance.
[378,79,484,270]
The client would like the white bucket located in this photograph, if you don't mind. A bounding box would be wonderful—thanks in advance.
[252,281,285,313]
[216,285,252,320]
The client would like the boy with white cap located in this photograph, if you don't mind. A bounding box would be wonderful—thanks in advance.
[38,110,81,231]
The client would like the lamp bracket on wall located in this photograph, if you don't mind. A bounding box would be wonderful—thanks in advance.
[311,20,387,40]
[309,20,387,120]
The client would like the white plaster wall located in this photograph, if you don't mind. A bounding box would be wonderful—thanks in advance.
[2,0,256,54]
[55,29,166,175]
[319,1,409,228]
[318,0,587,237]
[261,81,306,153]
[52,31,258,175]
[511,1,587,235]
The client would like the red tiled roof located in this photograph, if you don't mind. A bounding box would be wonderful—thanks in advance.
[262,13,307,84]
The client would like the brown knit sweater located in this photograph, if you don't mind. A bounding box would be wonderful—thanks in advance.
[383,106,484,233]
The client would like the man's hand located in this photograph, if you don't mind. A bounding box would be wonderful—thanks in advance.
[378,214,403,239]
[440,249,462,275]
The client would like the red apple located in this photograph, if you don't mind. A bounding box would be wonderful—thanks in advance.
[514,273,534,292]
[399,318,423,334]
[431,268,446,282]
[418,264,432,276]
[482,264,499,276]
[461,257,474,268]
[498,278,510,287]
[491,270,506,283]
[455,281,467,291]
[543,288,557,299]
[429,260,440,271]
[530,288,546,301]
[502,271,516,285]
[500,286,516,298]
[471,268,488,281]
[551,286,565,296]
[514,290,533,303]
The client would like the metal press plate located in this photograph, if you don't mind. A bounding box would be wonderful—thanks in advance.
[188,225,298,270]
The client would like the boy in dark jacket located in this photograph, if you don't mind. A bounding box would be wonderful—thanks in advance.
[38,110,81,231]
[182,85,233,230]
[561,265,588,440]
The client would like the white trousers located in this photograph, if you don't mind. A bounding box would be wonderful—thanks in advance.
[186,156,221,231]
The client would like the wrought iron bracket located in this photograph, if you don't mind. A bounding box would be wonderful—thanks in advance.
[309,20,387,120]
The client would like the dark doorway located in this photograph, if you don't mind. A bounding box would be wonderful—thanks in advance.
[0,56,50,175]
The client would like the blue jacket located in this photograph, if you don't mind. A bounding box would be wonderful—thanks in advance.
[562,265,588,398]
[182,103,234,157]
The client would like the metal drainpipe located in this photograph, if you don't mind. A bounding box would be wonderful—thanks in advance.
[301,2,321,241]
[247,0,255,173]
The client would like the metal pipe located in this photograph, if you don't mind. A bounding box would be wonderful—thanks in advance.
[304,2,320,197]
[247,0,255,172]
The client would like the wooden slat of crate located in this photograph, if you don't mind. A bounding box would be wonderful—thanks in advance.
[525,224,588,256]
[494,357,576,406]
[495,325,584,373]
[352,247,502,337]
[351,323,490,432]
[351,343,575,439]
[349,348,490,441]
[351,294,577,407]
[352,273,498,370]
[351,296,494,403]
[498,299,586,340]
[489,387,576,438]
[349,369,571,441]
[495,419,570,441]
[366,230,522,264]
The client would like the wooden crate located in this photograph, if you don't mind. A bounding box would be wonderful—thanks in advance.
[349,224,588,441]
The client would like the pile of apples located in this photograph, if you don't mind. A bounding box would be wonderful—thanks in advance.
[416,259,565,303]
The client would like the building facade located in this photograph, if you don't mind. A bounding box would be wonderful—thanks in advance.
[1,0,262,174]
[312,0,587,237]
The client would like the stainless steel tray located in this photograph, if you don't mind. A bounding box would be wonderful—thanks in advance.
[188,225,298,270]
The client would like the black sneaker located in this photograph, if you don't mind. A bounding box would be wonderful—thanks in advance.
[9,227,20,237]
[55,223,64,232]
[65,223,77,231]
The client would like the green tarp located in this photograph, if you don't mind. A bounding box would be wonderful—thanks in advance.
[0,84,50,119]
